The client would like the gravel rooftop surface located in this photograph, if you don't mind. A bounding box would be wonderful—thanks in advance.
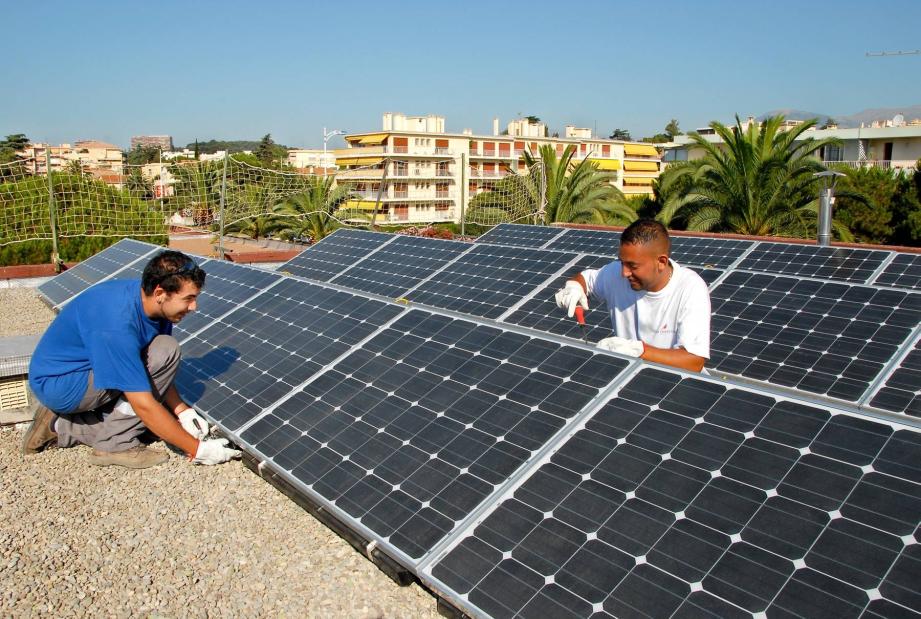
[0,288,441,618]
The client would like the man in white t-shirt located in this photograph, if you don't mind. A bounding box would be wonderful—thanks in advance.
[555,219,711,372]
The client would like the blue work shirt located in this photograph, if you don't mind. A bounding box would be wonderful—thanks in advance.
[29,279,173,413]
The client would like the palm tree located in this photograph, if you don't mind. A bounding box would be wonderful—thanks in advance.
[467,144,636,226]
[656,115,852,239]
[270,175,354,242]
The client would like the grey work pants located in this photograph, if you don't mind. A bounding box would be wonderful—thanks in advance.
[55,335,181,452]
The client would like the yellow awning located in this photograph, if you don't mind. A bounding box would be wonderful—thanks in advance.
[623,177,655,185]
[341,200,379,211]
[336,157,384,166]
[358,133,388,145]
[623,160,659,172]
[624,144,660,157]
[587,158,621,171]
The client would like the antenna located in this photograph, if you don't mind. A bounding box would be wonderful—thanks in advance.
[866,49,921,57]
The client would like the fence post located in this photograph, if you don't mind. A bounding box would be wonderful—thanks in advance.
[459,152,466,236]
[370,165,389,229]
[45,151,62,272]
[218,153,228,260]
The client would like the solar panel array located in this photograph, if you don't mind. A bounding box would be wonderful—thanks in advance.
[427,368,921,619]
[874,253,921,291]
[868,334,921,417]
[32,228,921,619]
[736,242,890,283]
[36,238,158,308]
[280,229,392,281]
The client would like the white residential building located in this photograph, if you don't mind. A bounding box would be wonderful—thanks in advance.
[335,113,663,225]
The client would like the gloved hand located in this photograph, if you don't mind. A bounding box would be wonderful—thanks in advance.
[597,336,645,358]
[554,280,589,318]
[192,438,241,465]
[178,408,210,439]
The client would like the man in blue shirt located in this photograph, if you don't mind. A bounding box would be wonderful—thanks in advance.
[23,250,240,469]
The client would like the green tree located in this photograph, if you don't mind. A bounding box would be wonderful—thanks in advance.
[125,168,156,200]
[643,133,671,144]
[127,145,161,165]
[608,128,632,140]
[255,134,277,167]
[270,175,354,242]
[64,160,85,176]
[655,115,850,239]
[0,133,30,179]
[665,119,681,139]
[468,145,636,226]
[193,139,200,160]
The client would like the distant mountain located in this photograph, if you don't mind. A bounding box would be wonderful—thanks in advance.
[757,104,921,128]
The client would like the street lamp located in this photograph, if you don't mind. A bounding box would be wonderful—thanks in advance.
[323,127,346,169]
[813,170,845,247]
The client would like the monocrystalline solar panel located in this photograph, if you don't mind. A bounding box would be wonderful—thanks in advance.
[873,253,921,291]
[737,242,890,283]
[172,260,282,342]
[279,229,393,281]
[37,238,158,307]
[407,245,577,319]
[429,367,921,619]
[868,336,921,417]
[708,271,921,402]
[546,229,622,255]
[475,223,565,248]
[238,309,631,561]
[669,236,753,269]
[175,278,404,432]
[331,235,471,298]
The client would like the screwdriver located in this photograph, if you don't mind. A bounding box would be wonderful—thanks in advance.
[574,306,588,343]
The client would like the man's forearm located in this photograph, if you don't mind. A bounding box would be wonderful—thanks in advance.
[125,392,198,456]
[162,383,189,417]
[640,344,706,373]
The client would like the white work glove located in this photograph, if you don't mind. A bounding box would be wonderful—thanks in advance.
[192,438,241,465]
[178,408,210,439]
[554,280,589,318]
[597,336,645,358]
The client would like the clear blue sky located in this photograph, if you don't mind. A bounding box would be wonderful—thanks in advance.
[3,0,920,149]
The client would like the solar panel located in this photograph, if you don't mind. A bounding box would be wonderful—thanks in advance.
[868,335,921,417]
[428,367,921,619]
[175,278,404,432]
[546,229,622,255]
[279,229,393,281]
[669,236,753,269]
[407,245,577,320]
[330,235,471,298]
[873,253,921,291]
[737,242,890,283]
[237,309,631,562]
[708,271,921,402]
[475,223,565,248]
[37,238,158,307]
[172,260,282,342]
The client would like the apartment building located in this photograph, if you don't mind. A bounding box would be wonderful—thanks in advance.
[19,141,125,175]
[335,113,663,225]
[131,135,174,151]
[287,148,336,171]
[668,117,921,173]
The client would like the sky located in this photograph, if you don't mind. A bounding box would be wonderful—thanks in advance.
[2,0,920,150]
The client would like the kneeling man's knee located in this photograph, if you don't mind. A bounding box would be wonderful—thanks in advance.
[147,335,180,370]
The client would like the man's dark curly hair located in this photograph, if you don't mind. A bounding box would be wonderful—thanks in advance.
[141,250,206,295]
[621,218,671,254]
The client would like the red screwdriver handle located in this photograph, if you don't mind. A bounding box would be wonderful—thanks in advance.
[574,306,586,326]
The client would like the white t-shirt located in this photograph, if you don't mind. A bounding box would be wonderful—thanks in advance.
[582,259,711,359]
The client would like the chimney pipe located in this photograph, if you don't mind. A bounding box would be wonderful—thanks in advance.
[493,117,499,136]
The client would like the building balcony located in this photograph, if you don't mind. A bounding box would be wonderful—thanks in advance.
[469,170,508,179]
[469,151,517,159]
[827,159,917,171]
[337,168,386,179]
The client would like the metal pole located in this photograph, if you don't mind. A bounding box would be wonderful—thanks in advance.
[459,152,466,236]
[218,152,228,259]
[370,164,389,229]
[45,151,61,271]
[817,187,833,247]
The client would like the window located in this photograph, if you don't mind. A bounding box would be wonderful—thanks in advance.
[823,144,842,162]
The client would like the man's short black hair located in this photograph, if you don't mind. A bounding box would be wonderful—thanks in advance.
[621,218,670,254]
[141,250,206,295]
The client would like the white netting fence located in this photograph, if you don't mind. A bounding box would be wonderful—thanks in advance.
[0,152,547,255]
